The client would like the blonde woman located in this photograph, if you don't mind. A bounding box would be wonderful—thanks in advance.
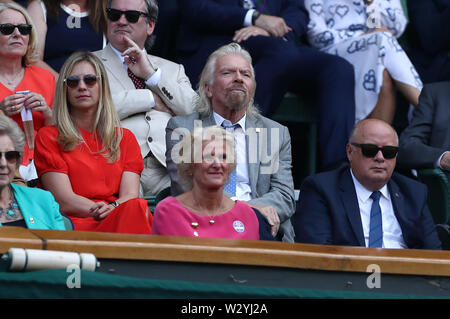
[152,126,274,240]
[0,2,55,182]
[34,51,152,234]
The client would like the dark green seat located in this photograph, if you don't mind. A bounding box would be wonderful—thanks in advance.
[272,92,317,176]
[416,168,450,225]
[145,186,171,213]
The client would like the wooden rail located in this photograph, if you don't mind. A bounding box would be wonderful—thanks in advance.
[1,226,450,276]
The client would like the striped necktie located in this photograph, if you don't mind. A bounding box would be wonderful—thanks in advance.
[368,191,383,248]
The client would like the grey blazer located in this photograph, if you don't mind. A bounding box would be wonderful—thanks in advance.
[94,44,196,166]
[165,111,296,242]
[398,81,450,169]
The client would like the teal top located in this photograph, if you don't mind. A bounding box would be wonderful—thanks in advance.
[0,184,65,230]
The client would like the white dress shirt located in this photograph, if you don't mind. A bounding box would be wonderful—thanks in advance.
[350,169,407,249]
[242,0,256,26]
[213,112,252,201]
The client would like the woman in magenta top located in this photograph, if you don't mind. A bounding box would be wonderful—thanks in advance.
[151,126,273,240]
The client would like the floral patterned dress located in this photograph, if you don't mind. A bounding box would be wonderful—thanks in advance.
[305,0,423,122]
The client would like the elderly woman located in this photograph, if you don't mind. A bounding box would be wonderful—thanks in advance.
[34,51,152,234]
[0,2,55,182]
[151,126,274,240]
[0,114,64,229]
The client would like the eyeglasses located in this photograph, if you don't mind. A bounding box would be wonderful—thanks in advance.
[0,24,32,36]
[64,74,99,88]
[351,143,399,159]
[0,151,20,163]
[106,8,148,23]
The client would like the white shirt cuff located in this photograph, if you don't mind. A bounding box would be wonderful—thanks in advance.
[145,67,161,87]
[244,9,255,26]
[145,68,161,109]
[436,151,449,169]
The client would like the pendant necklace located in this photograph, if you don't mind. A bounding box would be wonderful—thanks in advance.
[82,131,101,155]
[0,187,20,221]
[1,68,24,87]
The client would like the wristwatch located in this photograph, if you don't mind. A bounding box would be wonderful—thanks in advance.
[108,201,120,208]
[252,10,261,25]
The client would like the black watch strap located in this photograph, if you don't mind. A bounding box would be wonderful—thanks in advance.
[252,10,261,25]
[108,201,119,208]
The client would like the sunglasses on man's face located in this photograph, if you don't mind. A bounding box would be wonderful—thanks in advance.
[106,8,148,23]
[0,24,32,36]
[0,151,21,164]
[351,143,399,159]
[64,74,99,89]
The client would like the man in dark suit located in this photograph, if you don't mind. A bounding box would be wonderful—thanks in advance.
[294,119,441,249]
[176,0,356,170]
[166,43,296,242]
[398,82,450,181]
[406,0,450,84]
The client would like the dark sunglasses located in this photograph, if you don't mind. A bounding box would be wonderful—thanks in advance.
[351,143,399,159]
[64,74,99,88]
[106,8,148,23]
[0,23,32,36]
[0,151,20,163]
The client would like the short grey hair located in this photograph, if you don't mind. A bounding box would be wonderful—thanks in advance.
[107,0,158,51]
[195,43,260,117]
[0,115,25,166]
[176,126,236,192]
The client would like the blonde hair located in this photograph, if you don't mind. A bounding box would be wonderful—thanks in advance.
[0,2,39,65]
[54,51,122,163]
[176,126,236,192]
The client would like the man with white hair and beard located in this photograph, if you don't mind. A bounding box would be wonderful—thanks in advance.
[165,43,296,242]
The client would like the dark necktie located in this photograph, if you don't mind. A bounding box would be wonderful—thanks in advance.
[222,121,239,196]
[369,191,383,248]
[127,68,146,89]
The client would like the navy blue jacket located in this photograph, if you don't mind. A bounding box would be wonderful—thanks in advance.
[294,165,441,250]
[177,0,309,54]
[407,0,450,83]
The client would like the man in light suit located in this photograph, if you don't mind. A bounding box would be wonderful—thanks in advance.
[294,119,441,249]
[94,0,196,196]
[166,43,296,242]
[398,82,450,180]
